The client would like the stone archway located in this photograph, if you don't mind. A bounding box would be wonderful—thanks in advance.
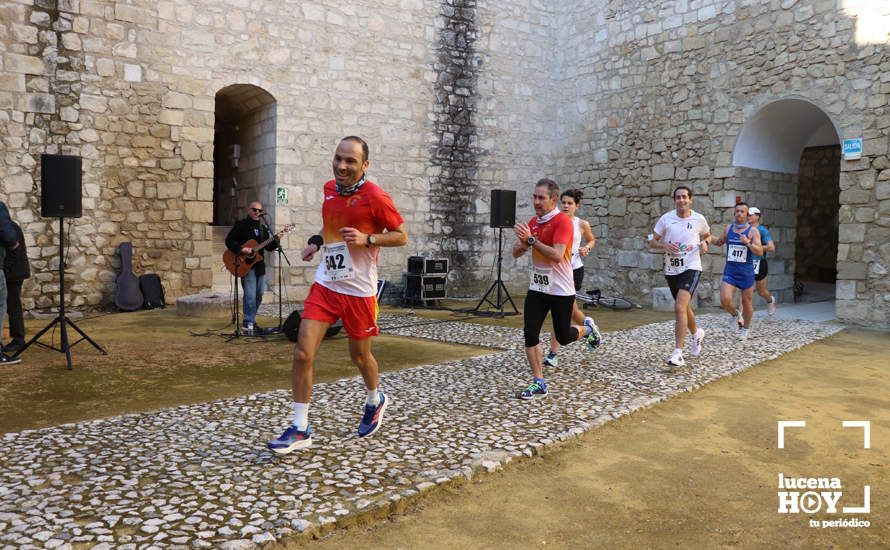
[732,98,841,304]
[211,85,277,292]
[212,85,277,225]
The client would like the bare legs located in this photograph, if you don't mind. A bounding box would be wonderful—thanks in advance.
[720,282,754,328]
[549,302,586,355]
[292,319,379,404]
[673,289,697,348]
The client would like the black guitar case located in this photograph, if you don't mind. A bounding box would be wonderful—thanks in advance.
[139,273,166,309]
[115,242,143,311]
[283,310,343,341]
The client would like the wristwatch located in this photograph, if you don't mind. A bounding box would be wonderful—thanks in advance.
[526,236,536,247]
[367,234,378,247]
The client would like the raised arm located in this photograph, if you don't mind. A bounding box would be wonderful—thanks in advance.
[740,227,763,257]
[579,219,596,257]
[710,225,729,247]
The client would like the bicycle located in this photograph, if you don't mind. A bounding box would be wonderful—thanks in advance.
[576,289,636,310]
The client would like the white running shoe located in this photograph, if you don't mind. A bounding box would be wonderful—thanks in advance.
[768,296,777,316]
[689,328,705,357]
[739,327,749,340]
[667,349,685,367]
[736,309,744,329]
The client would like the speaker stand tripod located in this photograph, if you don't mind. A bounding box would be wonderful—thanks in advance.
[14,218,106,370]
[472,227,518,317]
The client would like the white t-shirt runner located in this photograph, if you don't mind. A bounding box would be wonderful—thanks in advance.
[570,217,584,270]
[653,209,710,276]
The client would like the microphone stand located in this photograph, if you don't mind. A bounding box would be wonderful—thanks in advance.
[226,254,242,342]
[262,216,290,333]
[275,243,292,333]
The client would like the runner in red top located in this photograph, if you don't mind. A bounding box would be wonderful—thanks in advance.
[269,136,408,454]
[512,178,602,401]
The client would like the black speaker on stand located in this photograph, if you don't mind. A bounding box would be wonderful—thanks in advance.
[472,189,518,316]
[14,154,107,369]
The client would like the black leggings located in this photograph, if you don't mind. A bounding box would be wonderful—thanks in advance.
[523,290,579,348]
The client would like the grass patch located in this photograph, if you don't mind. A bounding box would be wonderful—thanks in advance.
[3,300,675,433]
[0,309,490,433]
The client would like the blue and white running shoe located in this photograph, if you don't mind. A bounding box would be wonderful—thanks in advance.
[268,425,313,455]
[357,392,388,438]
[518,380,549,400]
[543,350,558,367]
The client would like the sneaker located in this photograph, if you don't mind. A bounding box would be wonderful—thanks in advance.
[735,309,744,330]
[584,317,602,350]
[0,354,21,365]
[689,328,705,357]
[768,296,777,316]
[739,327,749,340]
[543,350,558,368]
[357,392,388,438]
[666,349,685,367]
[267,425,313,455]
[518,380,549,400]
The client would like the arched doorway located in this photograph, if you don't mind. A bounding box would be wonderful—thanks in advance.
[213,85,277,225]
[212,84,277,291]
[732,98,841,304]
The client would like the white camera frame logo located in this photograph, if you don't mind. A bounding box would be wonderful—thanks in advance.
[776,420,871,515]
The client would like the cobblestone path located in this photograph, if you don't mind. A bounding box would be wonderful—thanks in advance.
[0,315,841,549]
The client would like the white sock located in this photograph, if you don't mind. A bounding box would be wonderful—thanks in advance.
[674,348,683,356]
[292,403,309,431]
[366,388,380,406]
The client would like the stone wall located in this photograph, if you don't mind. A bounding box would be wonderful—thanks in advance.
[705,167,797,306]
[796,145,840,283]
[452,0,558,296]
[1,0,888,327]
[1,0,444,307]
[552,0,889,327]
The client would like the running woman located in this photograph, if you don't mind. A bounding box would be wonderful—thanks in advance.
[268,136,408,454]
[544,188,598,368]
[651,186,711,367]
[513,178,601,400]
[748,207,777,315]
[709,202,763,340]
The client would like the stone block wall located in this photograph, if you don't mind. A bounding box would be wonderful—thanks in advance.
[1,0,443,307]
[713,167,797,305]
[1,0,887,326]
[552,0,889,326]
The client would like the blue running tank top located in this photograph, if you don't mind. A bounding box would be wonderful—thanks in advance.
[753,225,772,261]
[724,224,754,278]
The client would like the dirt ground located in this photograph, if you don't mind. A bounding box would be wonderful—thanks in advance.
[295,328,889,549]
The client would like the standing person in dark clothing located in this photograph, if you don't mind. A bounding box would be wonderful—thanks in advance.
[4,221,30,356]
[0,202,21,364]
[224,201,281,335]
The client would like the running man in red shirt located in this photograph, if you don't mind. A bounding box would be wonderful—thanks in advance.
[269,136,408,454]
[512,178,602,400]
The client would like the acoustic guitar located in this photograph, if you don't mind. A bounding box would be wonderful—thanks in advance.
[115,242,144,311]
[223,224,294,277]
